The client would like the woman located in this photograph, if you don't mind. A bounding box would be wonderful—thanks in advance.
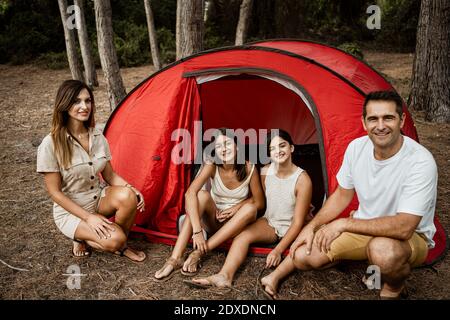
[188,129,312,294]
[154,128,265,280]
[37,80,146,262]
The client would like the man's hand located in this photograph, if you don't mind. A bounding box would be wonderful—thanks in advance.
[314,218,348,254]
[289,223,316,259]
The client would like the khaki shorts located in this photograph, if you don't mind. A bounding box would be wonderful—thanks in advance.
[325,232,429,268]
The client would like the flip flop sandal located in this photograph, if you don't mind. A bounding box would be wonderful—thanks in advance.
[183,279,211,289]
[71,248,91,258]
[361,275,371,288]
[183,275,231,290]
[154,257,184,282]
[71,239,91,258]
[361,276,409,299]
[180,250,202,276]
[181,267,201,277]
[116,246,146,263]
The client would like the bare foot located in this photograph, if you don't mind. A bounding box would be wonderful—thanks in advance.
[117,247,146,262]
[191,273,232,288]
[380,283,408,299]
[72,241,90,257]
[182,250,202,274]
[260,274,279,299]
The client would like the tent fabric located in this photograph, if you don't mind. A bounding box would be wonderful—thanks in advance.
[195,72,315,115]
[104,40,446,266]
[199,75,318,145]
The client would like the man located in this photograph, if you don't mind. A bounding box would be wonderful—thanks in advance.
[260,90,437,299]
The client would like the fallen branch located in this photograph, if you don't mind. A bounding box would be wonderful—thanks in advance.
[0,258,29,272]
[97,272,105,282]
[128,287,137,296]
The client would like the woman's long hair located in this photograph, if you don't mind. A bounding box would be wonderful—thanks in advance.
[213,128,247,182]
[51,80,95,169]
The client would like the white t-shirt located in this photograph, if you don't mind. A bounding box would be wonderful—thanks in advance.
[336,135,437,248]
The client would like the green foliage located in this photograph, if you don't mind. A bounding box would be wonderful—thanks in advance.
[151,0,177,33]
[156,27,176,63]
[338,42,364,59]
[0,0,64,64]
[35,51,68,69]
[204,25,231,50]
[110,0,177,66]
[206,0,241,44]
[0,0,9,16]
[114,21,150,67]
[375,0,421,52]
[0,0,420,67]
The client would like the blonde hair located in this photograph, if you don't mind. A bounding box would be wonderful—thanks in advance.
[50,80,95,169]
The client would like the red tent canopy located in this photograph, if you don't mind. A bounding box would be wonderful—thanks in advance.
[104,40,446,265]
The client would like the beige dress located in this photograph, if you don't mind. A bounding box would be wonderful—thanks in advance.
[36,127,111,239]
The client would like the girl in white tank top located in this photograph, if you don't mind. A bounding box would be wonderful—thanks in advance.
[154,128,265,281]
[210,164,255,211]
[188,129,313,292]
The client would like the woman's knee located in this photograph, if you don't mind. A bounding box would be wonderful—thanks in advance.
[102,228,127,252]
[114,187,137,209]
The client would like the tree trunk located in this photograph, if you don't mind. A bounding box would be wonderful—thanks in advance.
[144,0,162,70]
[94,0,126,110]
[235,0,253,45]
[409,0,450,123]
[74,0,98,88]
[176,0,204,60]
[176,0,182,60]
[57,0,83,81]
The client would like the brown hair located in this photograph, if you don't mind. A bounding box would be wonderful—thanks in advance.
[213,128,247,182]
[363,90,404,119]
[51,80,95,169]
[266,129,294,157]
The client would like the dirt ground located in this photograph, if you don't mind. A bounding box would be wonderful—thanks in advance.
[0,51,448,300]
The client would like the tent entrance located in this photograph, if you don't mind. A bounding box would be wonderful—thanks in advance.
[190,72,325,213]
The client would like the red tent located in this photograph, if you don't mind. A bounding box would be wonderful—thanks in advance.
[104,40,447,265]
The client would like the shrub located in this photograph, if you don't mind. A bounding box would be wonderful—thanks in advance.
[374,0,420,52]
[114,21,150,67]
[35,51,68,69]
[156,27,175,63]
[204,25,230,50]
[338,42,364,59]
